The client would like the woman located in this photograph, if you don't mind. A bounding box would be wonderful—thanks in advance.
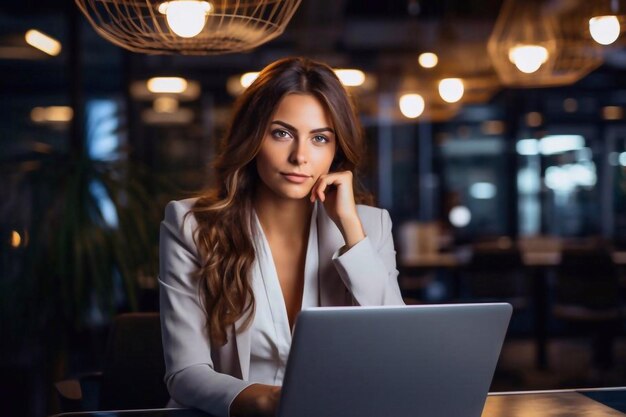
[159,57,404,417]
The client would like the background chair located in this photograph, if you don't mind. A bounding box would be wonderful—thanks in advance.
[463,238,529,311]
[553,245,623,372]
[55,312,169,411]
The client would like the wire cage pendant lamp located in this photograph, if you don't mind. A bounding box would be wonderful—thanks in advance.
[488,0,602,88]
[75,0,302,55]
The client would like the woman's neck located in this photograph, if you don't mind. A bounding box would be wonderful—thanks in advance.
[254,191,314,242]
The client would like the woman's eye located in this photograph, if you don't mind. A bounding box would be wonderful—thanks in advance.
[271,129,291,139]
[312,135,329,143]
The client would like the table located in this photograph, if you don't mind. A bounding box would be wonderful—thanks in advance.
[399,250,626,268]
[49,387,626,417]
[399,250,626,369]
[483,387,626,416]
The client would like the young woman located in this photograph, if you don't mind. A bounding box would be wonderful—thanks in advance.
[159,57,404,417]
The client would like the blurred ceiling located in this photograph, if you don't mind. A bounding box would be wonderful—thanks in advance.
[0,0,625,111]
[0,1,502,94]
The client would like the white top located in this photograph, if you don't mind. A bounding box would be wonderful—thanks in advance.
[248,204,319,385]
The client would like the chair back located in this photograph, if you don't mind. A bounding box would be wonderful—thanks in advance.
[99,312,169,410]
[465,243,527,304]
[557,247,620,311]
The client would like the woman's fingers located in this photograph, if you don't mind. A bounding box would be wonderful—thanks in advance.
[311,173,336,202]
[311,171,356,214]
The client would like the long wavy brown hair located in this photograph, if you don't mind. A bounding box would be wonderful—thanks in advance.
[190,57,372,346]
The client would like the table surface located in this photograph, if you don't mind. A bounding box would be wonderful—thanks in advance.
[50,387,626,417]
[399,250,626,268]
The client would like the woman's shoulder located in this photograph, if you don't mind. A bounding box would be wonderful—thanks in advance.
[355,203,390,220]
[166,197,199,212]
[163,197,200,228]
[355,204,392,232]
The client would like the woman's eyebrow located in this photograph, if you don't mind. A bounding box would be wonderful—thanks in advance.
[311,126,335,134]
[271,120,335,135]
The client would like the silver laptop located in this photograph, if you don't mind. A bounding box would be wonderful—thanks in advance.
[278,303,512,417]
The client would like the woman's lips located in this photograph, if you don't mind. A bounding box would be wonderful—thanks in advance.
[281,173,311,184]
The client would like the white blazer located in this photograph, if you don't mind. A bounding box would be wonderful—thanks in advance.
[159,198,404,417]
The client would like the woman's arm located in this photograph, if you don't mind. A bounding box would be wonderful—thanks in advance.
[160,200,254,417]
[230,384,281,417]
[309,171,403,306]
[331,207,405,306]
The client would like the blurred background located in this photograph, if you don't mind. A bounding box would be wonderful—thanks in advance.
[1,0,626,415]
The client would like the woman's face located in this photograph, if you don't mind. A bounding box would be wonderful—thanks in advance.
[256,93,337,201]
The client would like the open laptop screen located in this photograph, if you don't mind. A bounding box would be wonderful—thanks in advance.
[278,303,512,417]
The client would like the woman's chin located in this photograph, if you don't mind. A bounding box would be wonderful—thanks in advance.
[260,184,312,201]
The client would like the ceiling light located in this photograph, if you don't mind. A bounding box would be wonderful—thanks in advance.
[399,94,425,118]
[449,206,471,228]
[335,69,365,87]
[589,15,621,45]
[603,106,623,120]
[418,52,438,69]
[131,79,200,100]
[508,44,549,73]
[240,72,259,88]
[526,112,543,127]
[147,77,188,94]
[11,231,22,248]
[31,106,73,123]
[158,1,213,38]
[76,0,301,54]
[438,78,464,103]
[488,0,601,87]
[25,29,61,56]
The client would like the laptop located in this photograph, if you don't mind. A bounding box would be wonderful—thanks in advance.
[277,303,512,417]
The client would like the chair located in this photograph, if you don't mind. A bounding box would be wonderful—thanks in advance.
[463,238,528,309]
[553,245,622,371]
[55,312,169,411]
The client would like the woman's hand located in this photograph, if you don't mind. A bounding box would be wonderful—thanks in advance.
[310,170,365,249]
[230,384,281,417]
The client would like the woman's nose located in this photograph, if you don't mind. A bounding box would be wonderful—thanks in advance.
[289,140,308,165]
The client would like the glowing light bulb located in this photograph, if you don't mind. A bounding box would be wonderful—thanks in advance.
[25,29,61,56]
[399,94,425,118]
[418,52,438,69]
[508,45,549,73]
[240,72,259,88]
[449,206,471,228]
[159,1,212,38]
[11,231,22,248]
[438,78,464,103]
[589,15,621,45]
[30,106,73,123]
[334,69,365,87]
[147,77,188,93]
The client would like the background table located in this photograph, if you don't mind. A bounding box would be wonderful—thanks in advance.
[400,250,626,369]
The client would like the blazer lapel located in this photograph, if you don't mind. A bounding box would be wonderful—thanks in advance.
[316,202,349,306]
[234,313,251,380]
